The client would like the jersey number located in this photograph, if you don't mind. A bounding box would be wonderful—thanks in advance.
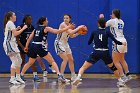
[99,34,103,41]
[118,23,123,29]
[35,30,40,36]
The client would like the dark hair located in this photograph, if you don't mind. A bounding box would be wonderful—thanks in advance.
[64,14,72,23]
[112,9,121,19]
[37,16,46,25]
[98,18,106,28]
[3,11,14,29]
[22,15,32,24]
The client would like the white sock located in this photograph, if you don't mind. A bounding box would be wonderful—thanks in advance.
[16,74,20,79]
[77,74,81,78]
[71,73,76,77]
[11,76,15,80]
[33,72,37,77]
[20,73,24,76]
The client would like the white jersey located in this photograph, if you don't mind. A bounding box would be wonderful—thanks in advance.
[3,21,19,55]
[106,18,124,38]
[106,18,127,53]
[54,22,72,54]
[55,22,69,43]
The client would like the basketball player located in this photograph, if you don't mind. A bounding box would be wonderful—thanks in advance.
[16,15,50,81]
[106,9,131,82]
[54,14,83,81]
[3,11,26,84]
[73,18,126,87]
[20,16,80,83]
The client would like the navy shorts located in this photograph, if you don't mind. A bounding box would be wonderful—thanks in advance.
[86,50,112,65]
[28,44,48,59]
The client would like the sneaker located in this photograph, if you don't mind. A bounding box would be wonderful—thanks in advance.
[72,77,81,85]
[9,79,20,85]
[43,71,48,77]
[43,77,48,82]
[16,78,25,84]
[34,75,41,82]
[117,79,125,87]
[126,75,132,82]
[58,75,66,83]
[49,66,56,73]
[20,75,26,81]
[121,75,128,83]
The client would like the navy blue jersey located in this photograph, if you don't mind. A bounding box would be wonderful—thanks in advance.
[33,25,48,43]
[88,28,122,49]
[19,24,34,46]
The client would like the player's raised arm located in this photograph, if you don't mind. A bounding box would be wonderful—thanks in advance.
[24,30,35,52]
[88,32,94,45]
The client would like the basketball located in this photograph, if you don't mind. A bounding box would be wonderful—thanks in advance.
[78,26,88,35]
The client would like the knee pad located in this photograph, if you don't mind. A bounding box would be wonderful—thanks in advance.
[109,64,117,72]
[10,53,22,67]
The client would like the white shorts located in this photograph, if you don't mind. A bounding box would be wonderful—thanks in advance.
[3,41,20,56]
[54,40,72,55]
[112,37,127,53]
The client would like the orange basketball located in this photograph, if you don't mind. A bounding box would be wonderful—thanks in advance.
[78,26,88,35]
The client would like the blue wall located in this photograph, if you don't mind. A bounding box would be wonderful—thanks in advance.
[0,0,139,73]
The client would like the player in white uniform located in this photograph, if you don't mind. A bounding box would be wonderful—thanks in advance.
[106,9,131,82]
[55,14,83,81]
[3,11,27,84]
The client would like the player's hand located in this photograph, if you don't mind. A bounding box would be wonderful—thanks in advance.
[68,23,75,29]
[45,27,54,32]
[122,42,126,46]
[99,14,104,18]
[22,25,28,30]
[24,47,28,53]
[16,26,21,30]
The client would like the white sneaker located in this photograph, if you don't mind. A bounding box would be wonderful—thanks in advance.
[126,75,132,81]
[16,78,25,84]
[72,77,81,85]
[9,79,20,85]
[121,75,128,83]
[43,71,48,77]
[117,79,125,87]
[71,75,82,81]
[65,78,70,82]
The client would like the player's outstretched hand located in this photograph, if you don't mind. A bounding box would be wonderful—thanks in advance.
[99,14,104,18]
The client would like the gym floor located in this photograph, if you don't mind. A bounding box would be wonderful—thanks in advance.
[0,74,140,93]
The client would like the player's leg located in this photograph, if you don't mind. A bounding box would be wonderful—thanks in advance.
[20,52,26,67]
[73,52,99,85]
[67,53,76,81]
[9,53,25,84]
[31,62,40,82]
[43,52,66,83]
[119,53,131,81]
[9,54,20,84]
[72,61,92,85]
[59,53,68,75]
[21,57,36,74]
[112,52,124,76]
[36,57,48,77]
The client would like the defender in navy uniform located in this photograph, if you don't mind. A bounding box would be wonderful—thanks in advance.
[73,18,126,87]
[20,16,79,83]
[16,15,51,82]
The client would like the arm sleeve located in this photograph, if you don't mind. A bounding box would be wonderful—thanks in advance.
[107,31,122,45]
[88,32,94,45]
